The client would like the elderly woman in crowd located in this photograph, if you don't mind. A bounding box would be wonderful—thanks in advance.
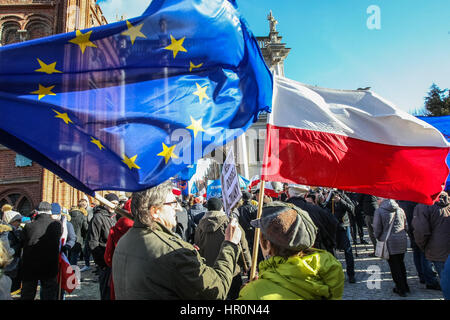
[373,198,409,297]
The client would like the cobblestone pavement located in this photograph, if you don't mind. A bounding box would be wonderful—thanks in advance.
[336,232,444,300]
[13,228,444,300]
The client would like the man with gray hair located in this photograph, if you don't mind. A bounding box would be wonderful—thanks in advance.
[112,181,242,299]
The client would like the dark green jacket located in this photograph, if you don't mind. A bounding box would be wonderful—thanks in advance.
[194,211,251,275]
[112,220,240,300]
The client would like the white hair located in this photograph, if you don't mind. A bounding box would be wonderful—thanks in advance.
[288,187,308,198]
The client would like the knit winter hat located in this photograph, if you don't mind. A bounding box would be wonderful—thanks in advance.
[242,191,252,201]
[1,204,12,213]
[3,210,22,224]
[194,196,203,204]
[105,193,119,203]
[51,203,61,215]
[207,197,223,211]
[37,201,52,214]
[251,201,317,251]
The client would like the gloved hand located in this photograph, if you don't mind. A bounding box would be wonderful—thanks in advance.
[61,244,71,256]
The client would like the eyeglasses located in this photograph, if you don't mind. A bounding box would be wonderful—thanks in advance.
[163,200,179,208]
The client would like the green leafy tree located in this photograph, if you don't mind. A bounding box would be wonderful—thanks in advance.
[424,83,450,116]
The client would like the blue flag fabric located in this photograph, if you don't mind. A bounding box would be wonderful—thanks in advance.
[190,182,199,195]
[175,164,197,181]
[207,179,222,199]
[238,175,250,188]
[0,0,272,195]
[417,116,450,190]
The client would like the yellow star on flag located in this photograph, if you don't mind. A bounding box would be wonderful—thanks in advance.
[164,35,187,58]
[121,20,147,45]
[53,109,73,125]
[122,154,141,170]
[69,30,97,54]
[35,59,62,74]
[193,83,209,103]
[186,116,206,138]
[157,143,179,164]
[31,84,56,100]
[90,137,105,150]
[189,61,203,72]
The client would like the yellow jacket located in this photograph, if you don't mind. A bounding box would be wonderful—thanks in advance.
[238,249,344,300]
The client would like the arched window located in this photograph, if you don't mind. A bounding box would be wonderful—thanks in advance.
[0,190,33,216]
[26,21,52,40]
[1,21,20,46]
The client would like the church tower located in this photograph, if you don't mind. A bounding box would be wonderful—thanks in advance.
[237,11,291,180]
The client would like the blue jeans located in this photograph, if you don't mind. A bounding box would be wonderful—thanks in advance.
[411,241,439,286]
[441,256,450,300]
[83,241,91,267]
[431,260,445,278]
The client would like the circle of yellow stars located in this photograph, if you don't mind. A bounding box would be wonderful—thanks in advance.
[30,18,213,170]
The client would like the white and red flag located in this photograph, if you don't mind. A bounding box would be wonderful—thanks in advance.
[57,216,78,294]
[262,76,450,205]
[249,175,282,198]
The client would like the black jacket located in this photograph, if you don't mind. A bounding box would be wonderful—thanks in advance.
[347,192,364,218]
[362,194,379,217]
[325,191,355,227]
[70,209,89,246]
[88,205,116,268]
[174,208,197,243]
[190,203,207,225]
[397,200,418,241]
[5,226,23,279]
[21,214,62,280]
[238,201,258,247]
[287,197,338,254]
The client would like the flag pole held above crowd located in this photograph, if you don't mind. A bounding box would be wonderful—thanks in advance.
[249,179,266,281]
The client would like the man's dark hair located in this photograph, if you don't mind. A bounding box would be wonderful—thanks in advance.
[207,197,223,211]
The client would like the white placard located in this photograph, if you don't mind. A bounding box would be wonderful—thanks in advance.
[221,148,242,216]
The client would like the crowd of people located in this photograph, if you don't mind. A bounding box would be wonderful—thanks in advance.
[0,181,448,300]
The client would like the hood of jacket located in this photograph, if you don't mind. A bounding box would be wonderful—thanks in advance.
[240,250,344,300]
[93,205,113,217]
[379,199,399,212]
[70,209,84,219]
[113,216,134,236]
[435,192,449,207]
[197,211,228,233]
[0,223,12,234]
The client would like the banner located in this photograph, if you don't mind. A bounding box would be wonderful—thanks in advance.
[221,148,242,216]
[206,179,222,200]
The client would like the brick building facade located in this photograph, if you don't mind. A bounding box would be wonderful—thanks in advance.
[0,0,113,213]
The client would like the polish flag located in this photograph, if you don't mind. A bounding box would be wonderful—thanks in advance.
[262,76,450,205]
[249,175,282,198]
[172,187,181,196]
[57,216,78,294]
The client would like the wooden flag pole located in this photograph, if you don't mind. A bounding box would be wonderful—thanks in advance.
[249,179,266,281]
[94,192,135,221]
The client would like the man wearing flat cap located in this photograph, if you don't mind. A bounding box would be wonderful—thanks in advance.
[238,201,344,300]
[87,193,118,300]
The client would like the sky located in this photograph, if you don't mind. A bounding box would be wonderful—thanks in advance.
[97,0,450,114]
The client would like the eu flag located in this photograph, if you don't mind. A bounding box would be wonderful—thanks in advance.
[417,116,450,190]
[0,0,272,195]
